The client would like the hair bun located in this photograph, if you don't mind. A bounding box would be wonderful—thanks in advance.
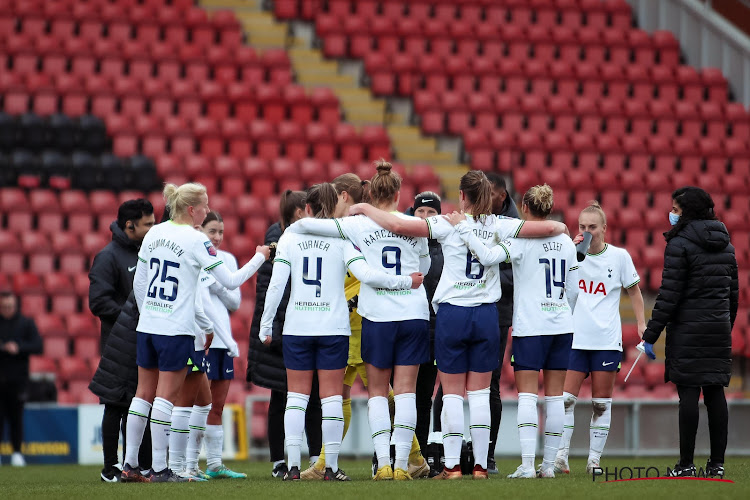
[374,158,392,175]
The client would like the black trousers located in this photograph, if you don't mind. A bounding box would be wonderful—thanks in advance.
[415,358,438,451]
[101,403,152,471]
[676,384,728,465]
[489,326,510,458]
[0,382,25,452]
[268,376,322,463]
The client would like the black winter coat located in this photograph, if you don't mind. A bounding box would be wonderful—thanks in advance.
[423,238,444,333]
[642,220,739,387]
[495,197,519,326]
[0,312,43,383]
[247,223,289,392]
[89,221,140,351]
[89,291,140,406]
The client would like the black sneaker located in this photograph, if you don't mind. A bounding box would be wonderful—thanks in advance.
[101,467,120,483]
[272,462,289,478]
[284,466,301,481]
[149,468,192,483]
[669,463,696,477]
[120,464,149,483]
[487,457,499,475]
[706,461,724,478]
[428,466,442,478]
[324,467,351,481]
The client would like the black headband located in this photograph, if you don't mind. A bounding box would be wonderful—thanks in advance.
[413,194,441,214]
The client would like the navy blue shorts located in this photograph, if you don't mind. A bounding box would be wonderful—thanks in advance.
[434,303,500,374]
[187,349,206,374]
[136,332,193,372]
[568,349,622,373]
[512,333,573,371]
[206,348,234,380]
[282,335,349,371]
[361,318,429,369]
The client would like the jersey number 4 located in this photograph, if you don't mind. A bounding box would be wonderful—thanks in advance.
[302,256,323,297]
[147,258,180,301]
[539,258,566,299]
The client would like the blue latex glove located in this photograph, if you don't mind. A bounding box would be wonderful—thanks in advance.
[643,342,656,360]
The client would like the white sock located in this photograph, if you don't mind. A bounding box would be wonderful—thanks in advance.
[321,395,344,472]
[558,392,577,461]
[467,388,491,470]
[393,393,417,471]
[167,406,191,472]
[589,398,612,462]
[124,397,151,468]
[517,393,538,470]
[441,394,464,469]
[368,396,391,469]
[284,392,309,468]
[185,404,211,471]
[205,424,224,471]
[150,397,174,472]
[543,395,564,469]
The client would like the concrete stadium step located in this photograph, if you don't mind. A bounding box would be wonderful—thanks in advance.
[200,0,263,9]
[235,11,288,48]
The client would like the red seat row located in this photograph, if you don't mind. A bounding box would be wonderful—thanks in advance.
[2,3,241,47]
[283,0,635,31]
[2,76,338,124]
[2,37,291,84]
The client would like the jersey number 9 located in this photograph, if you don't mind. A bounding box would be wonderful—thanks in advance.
[382,246,402,275]
[147,258,180,301]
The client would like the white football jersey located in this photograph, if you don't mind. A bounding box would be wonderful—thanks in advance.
[193,277,211,351]
[336,214,429,322]
[261,231,412,338]
[572,244,640,351]
[136,221,224,337]
[426,214,523,312]
[201,249,240,350]
[506,234,579,337]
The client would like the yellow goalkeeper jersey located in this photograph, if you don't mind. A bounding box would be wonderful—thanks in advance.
[345,271,363,365]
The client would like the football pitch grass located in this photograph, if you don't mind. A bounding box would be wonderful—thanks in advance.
[0,457,747,500]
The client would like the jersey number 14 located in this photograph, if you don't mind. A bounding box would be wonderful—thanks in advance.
[539,258,566,299]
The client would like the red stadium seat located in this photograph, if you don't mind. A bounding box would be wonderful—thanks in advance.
[66,313,99,338]
[74,337,100,359]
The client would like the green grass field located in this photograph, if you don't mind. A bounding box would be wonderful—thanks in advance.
[0,458,747,500]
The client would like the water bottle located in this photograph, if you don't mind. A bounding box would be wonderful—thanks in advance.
[576,231,593,262]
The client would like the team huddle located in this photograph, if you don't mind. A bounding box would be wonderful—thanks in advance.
[121,160,645,482]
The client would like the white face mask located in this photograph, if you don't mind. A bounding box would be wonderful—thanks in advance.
[669,212,680,226]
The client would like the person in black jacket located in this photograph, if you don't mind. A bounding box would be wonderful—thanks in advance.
[247,190,322,477]
[89,291,152,481]
[411,192,443,456]
[89,199,155,352]
[88,199,154,482]
[642,187,739,478]
[0,289,43,467]
[486,172,519,473]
